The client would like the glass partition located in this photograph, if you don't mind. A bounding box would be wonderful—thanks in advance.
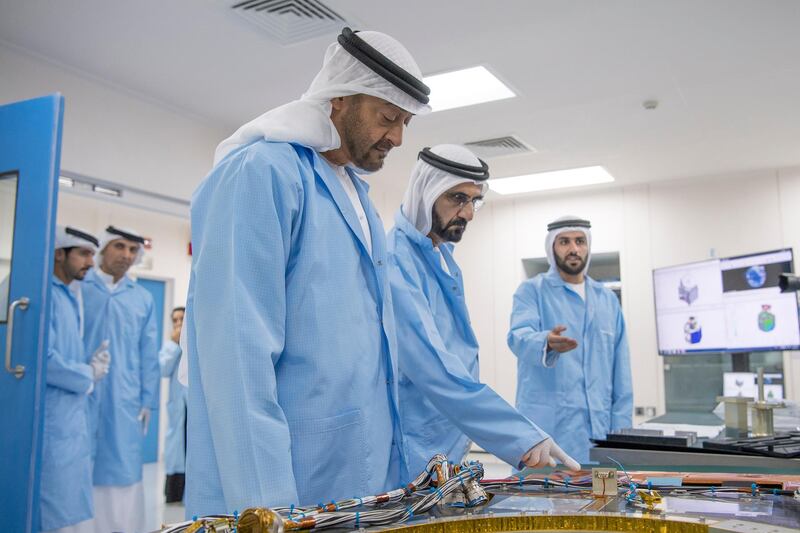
[0,172,19,322]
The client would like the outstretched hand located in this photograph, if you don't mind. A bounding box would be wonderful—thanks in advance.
[546,325,578,353]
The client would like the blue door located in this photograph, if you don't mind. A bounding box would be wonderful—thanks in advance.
[137,277,165,463]
[0,94,64,532]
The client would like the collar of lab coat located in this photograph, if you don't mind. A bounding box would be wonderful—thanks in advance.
[52,275,82,323]
[52,276,73,295]
[394,210,459,277]
[88,267,135,294]
[543,266,599,288]
[394,209,457,256]
[543,267,602,329]
[307,147,378,259]
[394,209,434,249]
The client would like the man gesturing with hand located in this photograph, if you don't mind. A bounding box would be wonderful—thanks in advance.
[507,216,633,464]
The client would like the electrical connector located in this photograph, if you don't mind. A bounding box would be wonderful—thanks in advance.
[592,468,617,497]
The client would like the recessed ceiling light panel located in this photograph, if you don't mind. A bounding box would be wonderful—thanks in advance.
[423,66,515,112]
[489,166,615,195]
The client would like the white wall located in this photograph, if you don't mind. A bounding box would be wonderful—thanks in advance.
[0,43,226,199]
[1,39,219,350]
[445,167,800,421]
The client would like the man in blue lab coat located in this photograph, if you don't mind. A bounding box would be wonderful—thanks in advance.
[184,28,433,516]
[388,144,579,478]
[507,216,633,464]
[82,226,159,533]
[41,226,109,533]
[160,306,187,503]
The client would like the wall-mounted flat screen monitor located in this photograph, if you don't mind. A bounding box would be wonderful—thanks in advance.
[653,249,800,354]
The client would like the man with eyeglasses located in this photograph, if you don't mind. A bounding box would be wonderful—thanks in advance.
[387,144,579,479]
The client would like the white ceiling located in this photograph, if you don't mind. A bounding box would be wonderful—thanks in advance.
[1,0,799,199]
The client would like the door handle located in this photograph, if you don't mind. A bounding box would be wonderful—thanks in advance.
[5,297,29,379]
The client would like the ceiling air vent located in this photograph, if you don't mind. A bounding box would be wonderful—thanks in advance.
[226,0,355,46]
[464,135,535,159]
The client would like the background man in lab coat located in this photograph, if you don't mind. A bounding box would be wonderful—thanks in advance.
[160,306,187,503]
[507,216,633,464]
[82,226,159,533]
[41,226,109,533]
[388,144,580,478]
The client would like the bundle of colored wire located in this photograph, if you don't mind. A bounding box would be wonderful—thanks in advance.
[161,454,486,533]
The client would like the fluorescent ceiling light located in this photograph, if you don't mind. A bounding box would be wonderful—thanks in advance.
[423,66,515,112]
[489,166,615,195]
[58,176,74,187]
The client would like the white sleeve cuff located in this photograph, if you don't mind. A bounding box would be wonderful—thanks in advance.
[542,343,559,368]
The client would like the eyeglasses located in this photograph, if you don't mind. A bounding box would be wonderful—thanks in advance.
[445,192,485,212]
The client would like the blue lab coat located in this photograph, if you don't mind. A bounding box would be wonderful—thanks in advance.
[40,278,94,531]
[507,269,633,464]
[82,268,160,486]
[160,339,187,475]
[184,140,403,516]
[388,212,548,478]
